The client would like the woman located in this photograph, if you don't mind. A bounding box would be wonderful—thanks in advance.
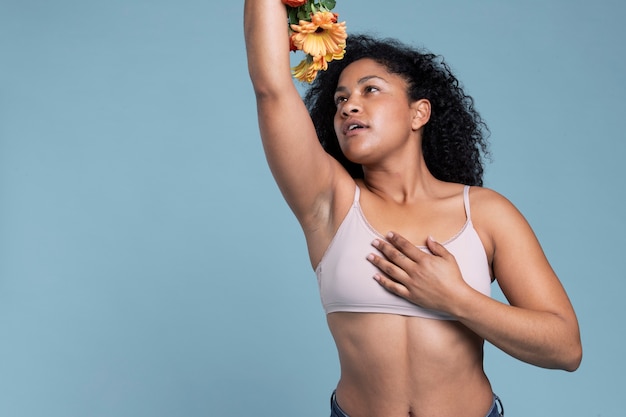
[244,1,582,416]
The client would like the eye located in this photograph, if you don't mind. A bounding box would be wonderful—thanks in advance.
[334,95,347,106]
[364,85,380,94]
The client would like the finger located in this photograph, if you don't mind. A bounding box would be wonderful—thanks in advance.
[373,273,410,299]
[372,238,415,268]
[367,252,408,283]
[426,235,452,259]
[385,232,427,263]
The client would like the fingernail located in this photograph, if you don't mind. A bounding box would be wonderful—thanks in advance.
[372,239,380,248]
[386,232,394,239]
[367,254,375,261]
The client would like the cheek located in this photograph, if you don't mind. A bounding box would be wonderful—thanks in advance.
[333,113,342,137]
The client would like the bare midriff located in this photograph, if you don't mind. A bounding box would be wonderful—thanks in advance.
[327,312,494,417]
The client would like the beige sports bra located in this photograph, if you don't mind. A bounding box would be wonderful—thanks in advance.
[315,185,491,320]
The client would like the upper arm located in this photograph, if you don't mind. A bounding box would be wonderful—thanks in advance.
[244,0,351,226]
[473,188,577,318]
[254,90,349,225]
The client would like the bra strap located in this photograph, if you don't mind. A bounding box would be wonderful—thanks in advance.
[354,185,361,205]
[463,185,471,220]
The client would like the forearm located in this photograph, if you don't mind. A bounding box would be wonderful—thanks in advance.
[369,229,583,371]
[452,287,582,371]
[244,0,292,95]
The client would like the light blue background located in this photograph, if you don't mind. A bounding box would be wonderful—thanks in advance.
[1,1,624,416]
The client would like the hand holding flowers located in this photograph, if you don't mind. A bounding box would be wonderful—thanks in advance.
[282,0,347,83]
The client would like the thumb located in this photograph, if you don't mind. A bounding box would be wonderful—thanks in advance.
[426,235,449,257]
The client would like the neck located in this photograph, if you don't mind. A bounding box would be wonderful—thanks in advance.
[361,157,440,204]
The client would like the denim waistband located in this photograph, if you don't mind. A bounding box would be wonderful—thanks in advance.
[487,394,504,417]
[330,391,503,417]
[330,391,349,417]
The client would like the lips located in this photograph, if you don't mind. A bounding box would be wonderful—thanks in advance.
[342,119,367,135]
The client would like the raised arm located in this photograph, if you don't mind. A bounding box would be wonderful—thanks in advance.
[244,0,349,227]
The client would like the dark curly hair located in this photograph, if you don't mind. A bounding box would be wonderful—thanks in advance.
[304,33,490,186]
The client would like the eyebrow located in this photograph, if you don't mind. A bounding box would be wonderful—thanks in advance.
[335,75,387,94]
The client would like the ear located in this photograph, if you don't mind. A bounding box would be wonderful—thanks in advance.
[410,99,431,131]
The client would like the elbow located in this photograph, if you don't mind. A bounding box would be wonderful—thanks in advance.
[562,342,583,372]
[554,314,583,372]
[564,321,583,372]
[537,344,581,372]
[252,85,281,102]
[551,334,582,372]
[247,62,295,101]
[538,325,582,372]
[249,77,294,104]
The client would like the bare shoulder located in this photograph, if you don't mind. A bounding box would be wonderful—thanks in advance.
[469,186,559,288]
[467,186,537,263]
[468,186,527,230]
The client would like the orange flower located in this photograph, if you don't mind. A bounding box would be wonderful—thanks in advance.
[282,0,307,7]
[325,42,346,62]
[292,55,329,83]
[290,11,347,58]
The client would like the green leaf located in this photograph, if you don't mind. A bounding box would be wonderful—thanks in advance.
[287,7,299,24]
[297,2,312,20]
[319,0,336,11]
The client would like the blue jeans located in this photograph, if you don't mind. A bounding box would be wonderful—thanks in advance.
[330,391,504,417]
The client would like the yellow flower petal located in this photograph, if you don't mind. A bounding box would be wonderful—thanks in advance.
[291,55,329,83]
[290,12,347,58]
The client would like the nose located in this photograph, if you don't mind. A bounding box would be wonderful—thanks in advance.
[340,95,362,117]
